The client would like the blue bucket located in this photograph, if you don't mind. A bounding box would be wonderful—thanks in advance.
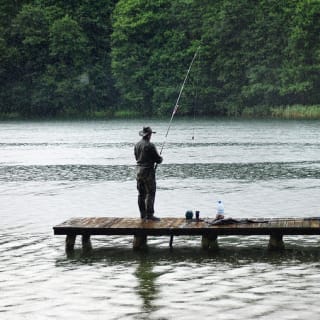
[185,210,193,220]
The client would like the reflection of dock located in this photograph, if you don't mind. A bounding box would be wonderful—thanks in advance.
[53,217,320,252]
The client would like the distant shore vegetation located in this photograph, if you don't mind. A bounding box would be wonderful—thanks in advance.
[2,104,320,121]
[1,0,320,120]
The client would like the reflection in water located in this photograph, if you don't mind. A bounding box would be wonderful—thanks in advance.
[135,253,159,315]
[55,241,320,270]
[51,238,320,319]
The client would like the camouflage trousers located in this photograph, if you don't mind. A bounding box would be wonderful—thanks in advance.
[136,167,156,219]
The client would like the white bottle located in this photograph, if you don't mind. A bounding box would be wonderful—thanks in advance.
[217,200,224,215]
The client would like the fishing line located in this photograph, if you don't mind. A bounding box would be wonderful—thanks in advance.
[192,48,200,142]
[159,46,201,156]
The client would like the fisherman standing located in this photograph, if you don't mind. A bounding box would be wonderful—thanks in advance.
[134,127,163,220]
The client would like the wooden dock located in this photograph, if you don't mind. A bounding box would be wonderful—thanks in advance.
[53,217,320,252]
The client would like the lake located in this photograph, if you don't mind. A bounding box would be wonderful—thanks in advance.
[1,119,320,319]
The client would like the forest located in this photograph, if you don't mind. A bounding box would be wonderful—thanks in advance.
[1,0,320,119]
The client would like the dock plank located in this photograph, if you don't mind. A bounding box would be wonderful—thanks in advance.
[53,217,320,237]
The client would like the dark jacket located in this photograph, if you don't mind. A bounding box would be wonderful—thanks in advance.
[134,138,163,168]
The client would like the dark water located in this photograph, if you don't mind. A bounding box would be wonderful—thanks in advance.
[1,119,320,319]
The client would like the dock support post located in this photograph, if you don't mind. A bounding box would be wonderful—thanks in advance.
[82,234,92,252]
[133,235,147,249]
[268,234,284,250]
[65,234,76,253]
[169,235,174,248]
[201,234,218,250]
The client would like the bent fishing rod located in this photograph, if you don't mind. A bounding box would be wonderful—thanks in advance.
[158,46,200,161]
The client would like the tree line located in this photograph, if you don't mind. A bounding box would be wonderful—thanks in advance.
[0,0,320,119]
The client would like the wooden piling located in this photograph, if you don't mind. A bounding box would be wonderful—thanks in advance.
[169,235,174,248]
[202,234,218,250]
[82,234,92,252]
[268,234,285,250]
[133,235,147,249]
[65,234,76,252]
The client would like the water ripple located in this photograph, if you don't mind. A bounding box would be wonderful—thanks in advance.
[0,161,319,182]
[1,141,320,148]
[1,120,320,319]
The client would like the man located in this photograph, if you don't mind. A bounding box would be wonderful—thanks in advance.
[134,126,163,220]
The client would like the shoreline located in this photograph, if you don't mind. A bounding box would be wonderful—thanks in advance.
[1,105,320,121]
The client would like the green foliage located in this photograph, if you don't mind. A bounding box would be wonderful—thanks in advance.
[114,109,142,118]
[45,15,89,115]
[111,0,320,117]
[280,0,320,105]
[0,0,320,118]
[111,0,202,116]
[0,0,117,117]
[49,15,88,69]
[271,105,320,119]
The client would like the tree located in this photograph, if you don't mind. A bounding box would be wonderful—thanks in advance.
[10,4,50,115]
[280,0,320,105]
[200,0,252,115]
[36,15,90,116]
[76,0,118,112]
[111,0,202,116]
[235,0,296,111]
[1,0,320,118]
[1,0,117,117]
[0,0,32,115]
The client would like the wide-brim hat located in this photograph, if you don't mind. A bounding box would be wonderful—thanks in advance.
[139,126,156,137]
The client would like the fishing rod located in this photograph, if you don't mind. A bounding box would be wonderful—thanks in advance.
[159,46,200,156]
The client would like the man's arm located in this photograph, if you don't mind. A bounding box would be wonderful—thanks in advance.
[150,143,162,164]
